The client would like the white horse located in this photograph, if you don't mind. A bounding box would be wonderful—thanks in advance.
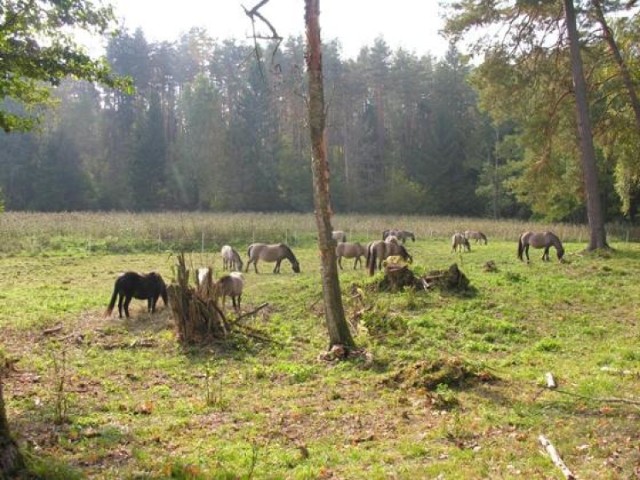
[221,245,243,271]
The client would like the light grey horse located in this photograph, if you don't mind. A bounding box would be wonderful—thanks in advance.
[332,230,347,243]
[246,243,301,274]
[336,242,366,270]
[517,231,564,262]
[451,233,471,253]
[464,230,488,245]
[221,245,243,271]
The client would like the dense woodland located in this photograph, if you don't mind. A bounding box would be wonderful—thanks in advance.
[1,2,640,222]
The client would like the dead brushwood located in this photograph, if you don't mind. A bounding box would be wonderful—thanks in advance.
[169,253,229,345]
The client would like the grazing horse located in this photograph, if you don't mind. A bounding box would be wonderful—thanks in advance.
[332,230,347,243]
[196,267,215,299]
[105,271,168,319]
[518,231,565,262]
[246,243,301,274]
[451,233,471,253]
[221,245,243,271]
[215,272,244,313]
[464,230,488,245]
[367,240,412,275]
[336,242,367,270]
[383,229,416,243]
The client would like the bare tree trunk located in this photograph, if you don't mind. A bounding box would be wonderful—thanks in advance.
[305,0,355,350]
[592,0,640,132]
[564,0,608,250]
[0,377,25,478]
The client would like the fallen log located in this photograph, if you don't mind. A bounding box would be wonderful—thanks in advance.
[538,434,576,480]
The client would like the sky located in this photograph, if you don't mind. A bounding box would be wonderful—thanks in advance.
[106,0,451,59]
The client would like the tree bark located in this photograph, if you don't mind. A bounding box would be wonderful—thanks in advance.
[305,0,355,349]
[0,377,25,478]
[563,0,608,250]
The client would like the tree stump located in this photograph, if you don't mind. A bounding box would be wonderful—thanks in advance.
[378,257,421,292]
[422,264,470,291]
[0,376,25,478]
[169,253,229,345]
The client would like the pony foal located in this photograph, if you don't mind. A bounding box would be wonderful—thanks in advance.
[215,272,244,313]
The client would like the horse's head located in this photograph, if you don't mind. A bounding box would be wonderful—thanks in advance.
[291,259,301,273]
[284,245,301,273]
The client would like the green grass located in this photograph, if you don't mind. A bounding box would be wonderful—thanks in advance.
[1,212,639,479]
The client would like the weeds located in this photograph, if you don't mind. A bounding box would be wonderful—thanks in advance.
[48,344,69,425]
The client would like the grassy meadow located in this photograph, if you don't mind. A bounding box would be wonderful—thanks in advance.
[0,212,639,479]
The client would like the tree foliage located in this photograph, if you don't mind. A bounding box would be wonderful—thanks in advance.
[0,0,130,132]
[444,0,640,222]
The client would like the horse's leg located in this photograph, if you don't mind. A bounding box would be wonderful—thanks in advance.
[338,256,343,270]
[524,245,530,262]
[353,257,359,269]
[117,294,124,318]
[123,296,132,318]
[543,247,550,261]
[274,259,281,274]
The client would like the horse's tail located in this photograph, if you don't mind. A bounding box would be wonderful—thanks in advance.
[368,247,377,276]
[104,280,119,317]
[159,276,169,306]
[517,235,524,260]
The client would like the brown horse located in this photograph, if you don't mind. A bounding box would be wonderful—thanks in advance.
[518,231,565,262]
[336,242,366,270]
[104,271,168,318]
[464,230,488,245]
[246,243,300,274]
[451,233,471,253]
[367,239,412,275]
[382,229,415,243]
[215,272,244,313]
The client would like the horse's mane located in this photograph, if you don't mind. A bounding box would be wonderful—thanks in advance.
[282,244,297,260]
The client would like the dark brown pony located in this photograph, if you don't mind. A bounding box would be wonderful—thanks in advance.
[517,231,565,262]
[105,271,168,318]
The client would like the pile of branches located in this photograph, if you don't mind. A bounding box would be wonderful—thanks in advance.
[167,254,229,344]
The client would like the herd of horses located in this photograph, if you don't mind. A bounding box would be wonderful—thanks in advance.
[104,228,565,318]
